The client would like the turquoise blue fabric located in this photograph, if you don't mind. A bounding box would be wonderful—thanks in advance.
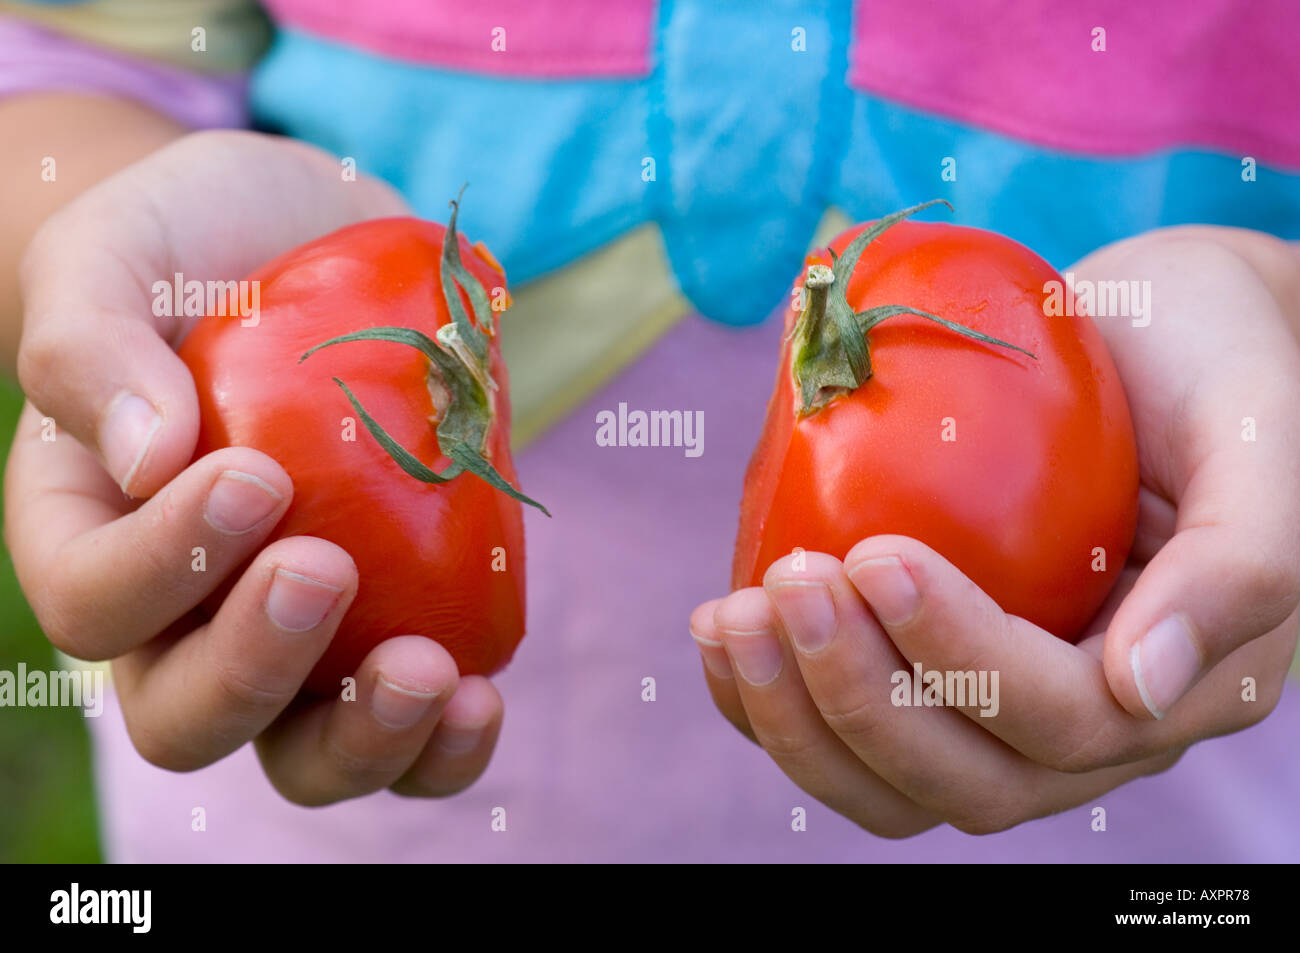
[252,27,650,283]
[838,96,1300,277]
[250,0,1300,326]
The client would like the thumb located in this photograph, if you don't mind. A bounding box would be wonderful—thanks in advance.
[1103,476,1300,722]
[18,195,199,497]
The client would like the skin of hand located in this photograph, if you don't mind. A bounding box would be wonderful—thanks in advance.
[5,130,505,805]
[690,228,1300,836]
[0,93,190,373]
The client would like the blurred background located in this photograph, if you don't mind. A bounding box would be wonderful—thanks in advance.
[1,0,1297,866]
[0,378,101,862]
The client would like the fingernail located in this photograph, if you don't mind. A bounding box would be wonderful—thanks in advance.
[848,556,919,626]
[101,392,161,492]
[371,675,440,729]
[205,470,282,534]
[436,723,487,755]
[691,629,734,679]
[265,569,342,632]
[722,627,783,687]
[1131,615,1201,719]
[769,581,836,654]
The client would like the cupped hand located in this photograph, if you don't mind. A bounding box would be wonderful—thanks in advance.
[6,130,503,804]
[691,231,1300,836]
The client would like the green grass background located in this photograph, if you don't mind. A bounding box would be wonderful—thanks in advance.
[0,378,102,862]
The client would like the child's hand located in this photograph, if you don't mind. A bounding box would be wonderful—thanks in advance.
[5,131,504,804]
[690,230,1300,836]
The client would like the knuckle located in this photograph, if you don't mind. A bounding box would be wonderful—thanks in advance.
[210,660,289,719]
[151,485,183,528]
[320,734,404,791]
[129,501,228,610]
[133,505,201,596]
[1240,554,1300,625]
[816,692,881,743]
[123,715,191,772]
[16,324,67,408]
[753,726,819,763]
[32,597,76,656]
[31,583,98,661]
[1041,720,1135,774]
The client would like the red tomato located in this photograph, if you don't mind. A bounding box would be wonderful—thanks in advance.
[179,204,544,696]
[733,204,1139,641]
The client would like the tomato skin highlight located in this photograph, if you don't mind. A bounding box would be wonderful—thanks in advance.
[734,220,1140,641]
[179,218,526,696]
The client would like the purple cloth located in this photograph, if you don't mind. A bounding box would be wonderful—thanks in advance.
[0,18,247,129]
[87,313,1300,862]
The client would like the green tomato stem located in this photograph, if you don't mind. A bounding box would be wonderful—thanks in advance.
[790,200,1036,417]
[299,191,550,517]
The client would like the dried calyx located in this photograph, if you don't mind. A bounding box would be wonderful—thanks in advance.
[300,189,550,516]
